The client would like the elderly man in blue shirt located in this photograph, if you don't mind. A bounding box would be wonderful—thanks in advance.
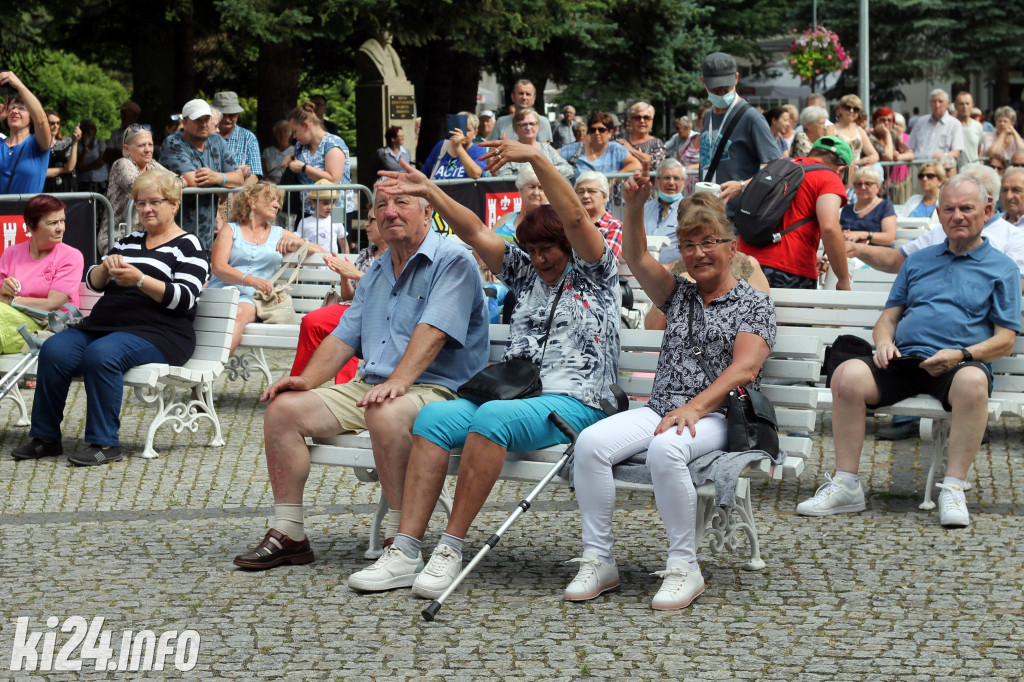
[799,173,1022,528]
[643,158,686,263]
[234,189,490,570]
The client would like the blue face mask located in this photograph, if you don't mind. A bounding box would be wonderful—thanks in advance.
[657,190,682,203]
[707,90,737,109]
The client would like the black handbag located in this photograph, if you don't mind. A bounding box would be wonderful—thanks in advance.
[458,275,566,405]
[686,298,779,456]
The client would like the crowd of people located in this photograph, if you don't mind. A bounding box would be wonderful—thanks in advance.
[2,53,1024,614]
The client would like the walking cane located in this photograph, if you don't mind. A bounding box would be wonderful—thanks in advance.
[421,410,579,622]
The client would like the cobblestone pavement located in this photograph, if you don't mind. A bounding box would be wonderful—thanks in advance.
[1,351,1022,680]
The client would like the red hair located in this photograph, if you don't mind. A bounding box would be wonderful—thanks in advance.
[23,195,67,231]
[516,205,571,256]
[872,106,895,121]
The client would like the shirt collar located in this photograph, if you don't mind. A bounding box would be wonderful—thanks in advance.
[941,234,991,260]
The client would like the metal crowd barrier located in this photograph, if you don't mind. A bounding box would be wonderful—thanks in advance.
[125,183,375,253]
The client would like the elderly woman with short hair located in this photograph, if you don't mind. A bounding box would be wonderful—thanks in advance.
[620,101,666,170]
[986,106,1023,162]
[790,106,829,158]
[208,181,324,353]
[574,171,623,259]
[494,165,549,241]
[840,167,897,246]
[14,170,210,466]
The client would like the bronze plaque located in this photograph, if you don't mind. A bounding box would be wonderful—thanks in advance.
[389,95,415,120]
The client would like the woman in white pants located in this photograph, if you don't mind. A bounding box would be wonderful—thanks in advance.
[566,180,776,610]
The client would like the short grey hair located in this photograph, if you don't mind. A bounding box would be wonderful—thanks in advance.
[657,158,684,176]
[574,171,609,197]
[852,166,882,186]
[372,186,428,210]
[1003,166,1024,185]
[994,106,1017,125]
[515,164,540,190]
[961,162,1000,203]
[940,172,989,208]
[929,88,950,101]
[799,105,828,128]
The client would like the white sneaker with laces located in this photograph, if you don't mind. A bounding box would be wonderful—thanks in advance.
[651,558,704,610]
[796,473,866,516]
[411,544,462,599]
[936,483,970,527]
[347,545,424,592]
[564,550,620,601]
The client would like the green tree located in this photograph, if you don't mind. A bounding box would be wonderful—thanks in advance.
[17,50,130,139]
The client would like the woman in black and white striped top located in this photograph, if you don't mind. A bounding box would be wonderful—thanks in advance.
[13,169,210,467]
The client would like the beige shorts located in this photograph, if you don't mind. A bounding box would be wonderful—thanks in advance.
[312,377,457,433]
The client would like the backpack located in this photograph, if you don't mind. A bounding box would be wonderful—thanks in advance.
[733,158,834,247]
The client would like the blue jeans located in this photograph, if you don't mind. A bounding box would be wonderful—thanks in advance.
[30,329,166,447]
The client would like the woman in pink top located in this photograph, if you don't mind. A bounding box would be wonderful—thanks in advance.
[0,195,84,352]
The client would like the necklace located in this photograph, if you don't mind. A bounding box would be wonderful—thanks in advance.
[247,223,270,245]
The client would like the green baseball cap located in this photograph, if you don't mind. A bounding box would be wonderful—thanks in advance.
[810,135,854,166]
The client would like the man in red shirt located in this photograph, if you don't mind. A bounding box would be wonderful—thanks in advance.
[737,136,853,289]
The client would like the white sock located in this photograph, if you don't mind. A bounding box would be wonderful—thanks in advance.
[384,509,401,538]
[943,476,967,489]
[438,533,464,557]
[271,503,304,541]
[835,471,860,489]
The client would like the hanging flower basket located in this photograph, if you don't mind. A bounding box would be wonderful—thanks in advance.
[788,25,852,83]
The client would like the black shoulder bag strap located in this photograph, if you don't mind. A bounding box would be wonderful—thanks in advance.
[775,162,838,239]
[685,297,719,384]
[4,142,27,195]
[534,272,568,368]
[702,100,751,183]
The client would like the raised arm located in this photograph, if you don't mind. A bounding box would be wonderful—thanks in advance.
[376,159,506,274]
[482,140,605,263]
[0,72,50,151]
[621,170,676,308]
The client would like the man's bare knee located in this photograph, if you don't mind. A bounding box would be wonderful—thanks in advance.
[265,391,342,440]
[832,360,878,403]
[948,367,990,406]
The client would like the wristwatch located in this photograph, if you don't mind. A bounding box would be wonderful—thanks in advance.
[960,348,973,363]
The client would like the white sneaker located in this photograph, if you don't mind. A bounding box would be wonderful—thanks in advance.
[796,473,866,516]
[411,544,462,599]
[564,550,620,602]
[651,558,704,610]
[937,483,970,527]
[347,545,424,592]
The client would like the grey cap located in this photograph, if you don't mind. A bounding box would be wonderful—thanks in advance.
[702,52,738,90]
[212,91,244,114]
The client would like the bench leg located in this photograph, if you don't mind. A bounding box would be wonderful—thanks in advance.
[226,348,273,385]
[703,479,767,571]
[919,418,949,510]
[364,482,456,560]
[133,381,224,459]
[4,385,30,427]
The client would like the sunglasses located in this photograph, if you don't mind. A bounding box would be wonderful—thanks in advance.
[630,115,652,121]
[588,126,608,133]
[842,104,861,113]
[853,182,877,188]
[918,173,938,180]
[128,124,152,132]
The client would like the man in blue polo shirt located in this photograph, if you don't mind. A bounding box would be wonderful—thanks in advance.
[798,174,1021,528]
[234,189,490,571]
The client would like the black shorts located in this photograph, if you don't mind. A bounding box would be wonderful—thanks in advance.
[761,265,817,290]
[853,357,993,412]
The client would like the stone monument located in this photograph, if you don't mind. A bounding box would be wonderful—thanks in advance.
[355,34,417,188]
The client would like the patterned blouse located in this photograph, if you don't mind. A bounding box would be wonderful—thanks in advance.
[647,277,776,417]
[500,243,621,410]
[293,132,352,214]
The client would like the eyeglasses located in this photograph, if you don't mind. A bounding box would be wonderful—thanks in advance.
[630,115,652,121]
[7,105,27,112]
[575,188,604,196]
[918,173,938,180]
[588,126,608,134]
[841,104,861,113]
[680,238,732,255]
[136,199,169,209]
[875,117,894,123]
[853,182,877,188]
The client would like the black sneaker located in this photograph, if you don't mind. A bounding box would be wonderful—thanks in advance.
[67,445,123,467]
[12,438,63,460]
